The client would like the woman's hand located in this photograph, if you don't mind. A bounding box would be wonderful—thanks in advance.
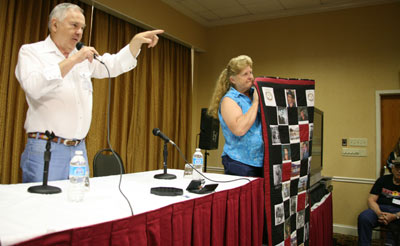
[252,87,259,105]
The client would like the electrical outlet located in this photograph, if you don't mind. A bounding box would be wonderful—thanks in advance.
[349,138,368,147]
[342,148,367,157]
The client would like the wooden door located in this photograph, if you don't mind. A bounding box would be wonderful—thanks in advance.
[381,94,400,171]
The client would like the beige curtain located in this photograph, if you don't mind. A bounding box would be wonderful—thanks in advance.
[0,0,192,184]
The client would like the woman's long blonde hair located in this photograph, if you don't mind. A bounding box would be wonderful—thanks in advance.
[207,55,253,119]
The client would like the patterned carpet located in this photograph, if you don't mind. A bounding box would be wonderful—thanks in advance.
[333,233,382,246]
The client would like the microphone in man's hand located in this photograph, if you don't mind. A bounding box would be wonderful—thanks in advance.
[153,128,175,145]
[76,42,84,51]
[76,42,100,61]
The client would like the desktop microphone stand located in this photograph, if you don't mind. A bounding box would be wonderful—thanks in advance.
[204,150,209,173]
[28,131,62,194]
[154,141,176,179]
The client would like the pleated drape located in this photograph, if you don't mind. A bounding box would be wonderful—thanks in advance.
[0,0,192,184]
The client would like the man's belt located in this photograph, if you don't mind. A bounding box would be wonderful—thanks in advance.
[28,132,83,147]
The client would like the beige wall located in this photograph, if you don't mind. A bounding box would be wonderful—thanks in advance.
[92,0,208,51]
[87,0,400,231]
[194,3,400,229]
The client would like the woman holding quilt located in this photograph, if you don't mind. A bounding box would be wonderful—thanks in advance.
[208,55,264,177]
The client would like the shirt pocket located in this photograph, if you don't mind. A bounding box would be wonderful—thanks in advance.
[79,71,93,93]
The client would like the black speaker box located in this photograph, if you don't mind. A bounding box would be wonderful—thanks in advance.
[199,108,220,150]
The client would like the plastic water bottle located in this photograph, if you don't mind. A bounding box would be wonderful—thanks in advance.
[183,163,193,179]
[68,150,86,202]
[192,148,204,180]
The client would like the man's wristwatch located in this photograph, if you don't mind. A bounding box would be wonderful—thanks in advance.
[396,213,400,220]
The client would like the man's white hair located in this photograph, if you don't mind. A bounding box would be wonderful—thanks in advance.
[48,3,83,31]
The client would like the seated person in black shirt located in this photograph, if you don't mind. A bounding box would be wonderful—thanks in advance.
[358,151,400,246]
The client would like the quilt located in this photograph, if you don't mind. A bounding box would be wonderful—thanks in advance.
[254,77,315,246]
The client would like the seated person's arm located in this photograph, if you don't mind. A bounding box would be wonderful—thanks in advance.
[368,194,399,225]
[367,194,383,218]
[380,211,399,225]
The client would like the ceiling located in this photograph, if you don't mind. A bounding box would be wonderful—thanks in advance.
[161,0,399,26]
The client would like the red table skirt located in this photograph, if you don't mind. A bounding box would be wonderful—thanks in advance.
[310,192,333,246]
[17,179,264,246]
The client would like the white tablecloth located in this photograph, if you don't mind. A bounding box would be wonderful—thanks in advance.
[0,169,252,246]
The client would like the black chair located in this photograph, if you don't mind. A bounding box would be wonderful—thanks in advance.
[93,148,125,177]
[373,224,400,246]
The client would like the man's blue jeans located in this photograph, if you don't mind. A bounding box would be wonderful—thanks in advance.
[358,204,400,246]
[21,138,88,183]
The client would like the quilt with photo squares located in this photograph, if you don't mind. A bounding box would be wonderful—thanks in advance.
[254,77,315,246]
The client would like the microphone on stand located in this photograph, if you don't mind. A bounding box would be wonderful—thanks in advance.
[152,128,175,145]
[28,131,62,194]
[152,128,176,180]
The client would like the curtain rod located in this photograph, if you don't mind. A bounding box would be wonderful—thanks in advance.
[79,0,205,52]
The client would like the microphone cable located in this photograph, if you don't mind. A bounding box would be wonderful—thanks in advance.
[172,143,252,184]
[99,58,134,216]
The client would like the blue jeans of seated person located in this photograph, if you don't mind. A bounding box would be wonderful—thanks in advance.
[21,138,88,183]
[358,204,400,246]
[222,155,263,178]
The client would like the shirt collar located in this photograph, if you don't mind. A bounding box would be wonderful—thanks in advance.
[228,87,241,98]
[229,86,254,98]
[43,36,78,58]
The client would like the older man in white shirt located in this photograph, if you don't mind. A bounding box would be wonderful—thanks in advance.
[15,3,163,183]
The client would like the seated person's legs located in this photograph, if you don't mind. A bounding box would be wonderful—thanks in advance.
[358,208,379,246]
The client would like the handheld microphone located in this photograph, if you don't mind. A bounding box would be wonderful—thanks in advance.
[76,42,101,62]
[153,128,175,145]
[75,42,84,51]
